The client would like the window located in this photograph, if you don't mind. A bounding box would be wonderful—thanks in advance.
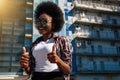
[100,61,104,71]
[110,42,115,46]
[91,45,95,54]
[93,77,99,80]
[98,45,103,54]
[112,19,117,25]
[119,62,120,67]
[80,40,86,48]
[89,57,93,61]
[93,61,97,71]
[76,39,86,48]
[78,56,82,68]
[87,40,91,45]
[76,41,81,47]
[96,30,100,38]
[114,30,119,39]
[117,47,120,55]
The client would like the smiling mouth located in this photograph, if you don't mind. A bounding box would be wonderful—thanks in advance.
[39,27,45,30]
[39,28,43,29]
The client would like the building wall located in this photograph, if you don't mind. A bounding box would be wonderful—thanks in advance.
[0,0,33,79]
[0,0,120,80]
[69,0,120,80]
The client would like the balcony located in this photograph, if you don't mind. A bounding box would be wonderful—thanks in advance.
[25,34,32,38]
[77,64,120,74]
[73,29,120,42]
[26,17,33,22]
[72,15,120,29]
[73,0,120,15]
[75,47,120,57]
[26,2,33,8]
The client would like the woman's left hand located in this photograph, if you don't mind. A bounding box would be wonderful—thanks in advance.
[48,43,71,74]
[47,43,60,63]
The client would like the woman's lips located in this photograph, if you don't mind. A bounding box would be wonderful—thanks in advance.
[39,28,45,30]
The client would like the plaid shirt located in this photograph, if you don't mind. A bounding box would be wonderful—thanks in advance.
[28,34,72,80]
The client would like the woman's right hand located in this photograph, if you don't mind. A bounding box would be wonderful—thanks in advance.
[20,47,29,69]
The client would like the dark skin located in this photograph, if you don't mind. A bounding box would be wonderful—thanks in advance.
[20,13,71,75]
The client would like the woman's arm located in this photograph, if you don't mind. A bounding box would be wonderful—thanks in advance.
[57,58,71,74]
[20,47,30,75]
[47,37,72,74]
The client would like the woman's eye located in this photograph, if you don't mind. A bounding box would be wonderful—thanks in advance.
[41,19,47,25]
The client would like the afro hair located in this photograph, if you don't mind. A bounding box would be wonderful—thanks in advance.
[34,1,65,32]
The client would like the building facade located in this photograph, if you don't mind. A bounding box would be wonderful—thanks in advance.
[68,0,120,80]
[0,0,120,80]
[0,0,33,79]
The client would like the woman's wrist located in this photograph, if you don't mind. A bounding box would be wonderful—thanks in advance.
[23,66,29,70]
[23,66,30,74]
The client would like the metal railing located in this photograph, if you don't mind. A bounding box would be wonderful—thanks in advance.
[77,63,120,73]
[76,47,119,55]
[74,0,120,12]
[73,30,120,40]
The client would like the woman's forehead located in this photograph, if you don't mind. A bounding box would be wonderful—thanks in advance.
[39,13,52,19]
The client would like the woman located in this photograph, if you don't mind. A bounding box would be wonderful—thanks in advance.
[20,1,72,80]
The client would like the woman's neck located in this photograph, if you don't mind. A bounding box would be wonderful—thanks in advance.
[42,33,53,41]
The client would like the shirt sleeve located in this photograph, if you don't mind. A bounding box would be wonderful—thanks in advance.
[58,36,73,68]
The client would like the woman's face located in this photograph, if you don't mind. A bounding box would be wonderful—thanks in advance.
[36,13,53,35]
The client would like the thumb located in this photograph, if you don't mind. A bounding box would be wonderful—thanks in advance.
[22,47,26,54]
[52,43,56,53]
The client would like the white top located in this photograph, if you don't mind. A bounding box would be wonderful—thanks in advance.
[32,38,59,72]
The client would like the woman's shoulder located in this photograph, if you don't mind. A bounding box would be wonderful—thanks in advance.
[53,34,69,41]
[55,35,73,53]
[30,36,42,47]
[54,35,72,47]
[57,35,70,42]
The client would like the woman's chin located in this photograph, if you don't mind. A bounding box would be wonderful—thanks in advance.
[39,30,46,34]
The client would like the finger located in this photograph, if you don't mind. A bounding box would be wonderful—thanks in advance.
[22,54,29,58]
[21,63,29,68]
[22,47,26,54]
[21,56,29,61]
[20,60,28,65]
[20,60,28,64]
[52,43,56,52]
